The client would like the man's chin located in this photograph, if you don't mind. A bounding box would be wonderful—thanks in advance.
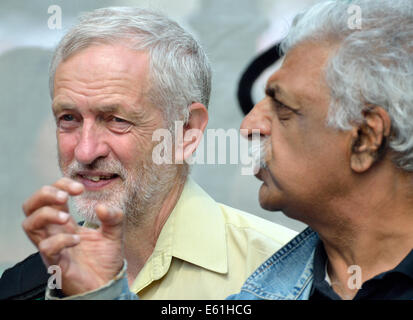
[258,183,283,212]
[259,199,282,212]
[73,205,100,225]
[73,197,117,225]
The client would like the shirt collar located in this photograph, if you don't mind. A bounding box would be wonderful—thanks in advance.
[168,177,228,274]
[384,249,413,280]
[130,177,228,293]
[310,240,413,299]
[309,239,343,299]
[312,240,328,285]
[313,241,413,282]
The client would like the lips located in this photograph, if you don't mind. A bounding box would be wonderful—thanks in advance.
[255,169,264,182]
[76,171,120,190]
[255,168,269,186]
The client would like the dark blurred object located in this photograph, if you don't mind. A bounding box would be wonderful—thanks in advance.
[237,43,282,115]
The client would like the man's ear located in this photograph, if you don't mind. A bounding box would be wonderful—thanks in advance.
[174,102,208,163]
[350,106,391,173]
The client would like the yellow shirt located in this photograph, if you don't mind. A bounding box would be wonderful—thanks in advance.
[129,178,297,300]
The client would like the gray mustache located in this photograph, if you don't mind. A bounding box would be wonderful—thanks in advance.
[249,138,268,171]
[66,159,126,179]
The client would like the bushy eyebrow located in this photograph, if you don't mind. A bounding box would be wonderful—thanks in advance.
[265,84,286,102]
[265,84,300,112]
[52,103,76,118]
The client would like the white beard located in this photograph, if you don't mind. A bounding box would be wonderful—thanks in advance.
[61,156,178,226]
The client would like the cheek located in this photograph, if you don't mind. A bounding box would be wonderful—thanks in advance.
[109,134,153,168]
[57,133,78,165]
[266,121,332,185]
[268,126,349,198]
[267,123,307,173]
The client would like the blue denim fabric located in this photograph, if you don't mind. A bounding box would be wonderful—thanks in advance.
[227,227,319,300]
[115,277,139,300]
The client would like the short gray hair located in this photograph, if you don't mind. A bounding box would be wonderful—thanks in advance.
[281,0,413,172]
[49,7,212,126]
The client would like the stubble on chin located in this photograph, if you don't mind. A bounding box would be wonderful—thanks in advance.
[70,187,127,225]
[60,155,180,227]
[58,155,128,223]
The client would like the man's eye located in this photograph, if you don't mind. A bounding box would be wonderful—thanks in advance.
[109,116,128,124]
[273,100,293,120]
[108,116,132,133]
[57,114,79,130]
[274,100,288,110]
[62,114,75,121]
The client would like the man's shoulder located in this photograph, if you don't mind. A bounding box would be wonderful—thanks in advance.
[0,252,48,300]
[230,228,318,300]
[217,203,298,246]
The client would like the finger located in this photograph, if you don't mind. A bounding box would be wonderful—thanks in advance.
[23,207,78,241]
[95,204,125,242]
[23,186,69,217]
[50,178,85,214]
[22,210,76,247]
[23,207,70,231]
[22,178,84,217]
[39,233,81,265]
[53,177,85,195]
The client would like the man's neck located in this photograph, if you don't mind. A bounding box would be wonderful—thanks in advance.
[123,175,187,285]
[322,226,413,299]
[314,168,413,299]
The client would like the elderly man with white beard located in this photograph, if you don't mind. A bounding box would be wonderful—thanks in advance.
[0,7,296,300]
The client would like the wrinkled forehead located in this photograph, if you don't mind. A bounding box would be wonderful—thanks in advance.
[52,44,155,117]
[52,44,153,108]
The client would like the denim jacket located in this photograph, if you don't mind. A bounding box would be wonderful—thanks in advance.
[46,227,319,300]
[227,227,319,300]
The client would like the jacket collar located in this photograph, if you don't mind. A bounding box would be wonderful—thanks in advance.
[240,227,319,300]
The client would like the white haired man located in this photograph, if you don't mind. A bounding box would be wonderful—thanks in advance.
[0,7,296,300]
[35,0,413,300]
[232,0,413,300]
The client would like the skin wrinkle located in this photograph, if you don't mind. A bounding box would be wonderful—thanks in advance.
[266,84,301,113]
[238,0,413,299]
[267,45,345,217]
[53,102,155,133]
[53,44,189,283]
[242,40,413,299]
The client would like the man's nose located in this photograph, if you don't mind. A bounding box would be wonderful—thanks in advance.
[240,99,272,139]
[74,122,110,165]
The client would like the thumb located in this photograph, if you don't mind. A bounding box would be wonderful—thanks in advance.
[95,204,125,242]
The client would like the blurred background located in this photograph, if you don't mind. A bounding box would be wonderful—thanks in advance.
[0,0,318,275]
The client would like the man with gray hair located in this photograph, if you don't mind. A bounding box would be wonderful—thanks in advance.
[232,0,413,300]
[38,0,413,300]
[0,7,296,300]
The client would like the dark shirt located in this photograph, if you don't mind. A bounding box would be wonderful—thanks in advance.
[309,240,413,300]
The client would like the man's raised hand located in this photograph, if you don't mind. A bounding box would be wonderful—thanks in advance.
[22,177,125,296]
